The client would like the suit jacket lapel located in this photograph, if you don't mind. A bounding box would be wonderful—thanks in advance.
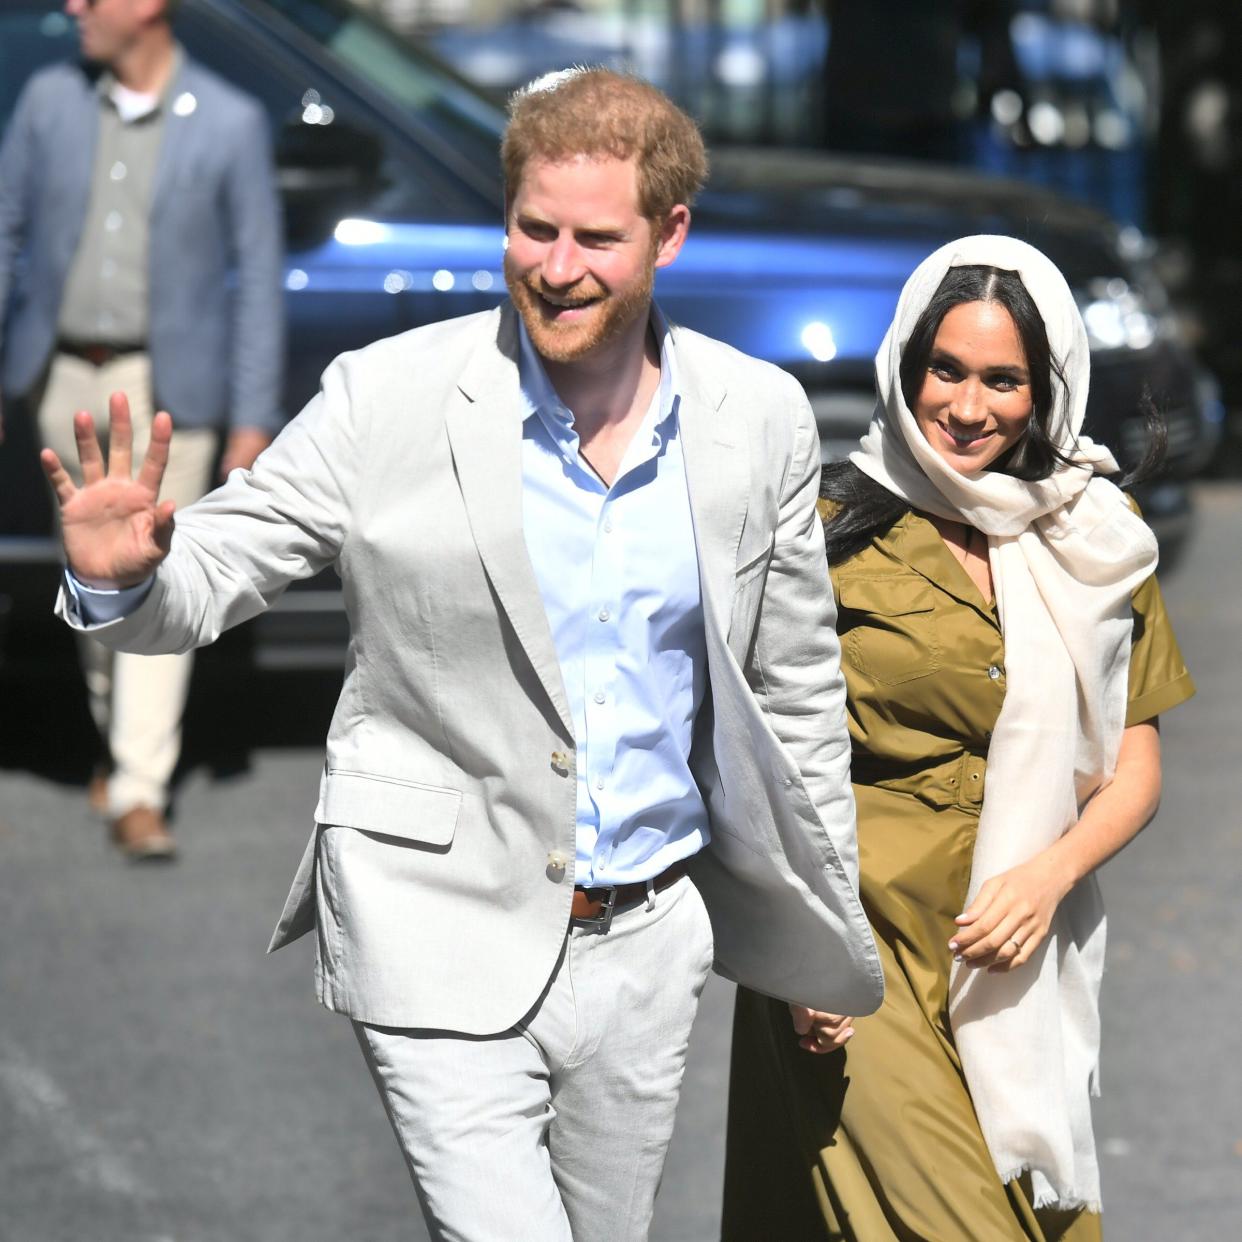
[675,335,750,637]
[151,51,194,215]
[62,70,101,266]
[445,305,575,739]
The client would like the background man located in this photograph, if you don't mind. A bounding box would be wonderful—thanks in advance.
[0,0,284,858]
[43,69,880,1240]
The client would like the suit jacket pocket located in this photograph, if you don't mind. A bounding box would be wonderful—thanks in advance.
[316,770,461,846]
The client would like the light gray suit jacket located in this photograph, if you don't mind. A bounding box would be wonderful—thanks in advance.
[60,304,883,1032]
[0,54,284,432]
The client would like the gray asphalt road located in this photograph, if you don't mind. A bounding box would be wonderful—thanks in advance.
[1,483,1238,1242]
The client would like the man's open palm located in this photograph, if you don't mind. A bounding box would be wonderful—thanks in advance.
[41,392,176,589]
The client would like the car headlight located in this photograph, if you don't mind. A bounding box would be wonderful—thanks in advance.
[1075,277,1165,353]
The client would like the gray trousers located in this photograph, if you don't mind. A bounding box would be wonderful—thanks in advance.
[353,875,715,1242]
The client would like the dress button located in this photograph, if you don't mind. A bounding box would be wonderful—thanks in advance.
[603,518,614,533]
[593,690,606,704]
[987,665,1002,681]
[596,777,605,790]
[598,608,610,622]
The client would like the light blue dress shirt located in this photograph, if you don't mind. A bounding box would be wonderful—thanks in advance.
[68,310,713,888]
[64,574,152,622]
[518,314,710,887]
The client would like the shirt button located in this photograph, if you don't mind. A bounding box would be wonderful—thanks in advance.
[109,160,127,181]
[596,777,605,790]
[987,665,1002,681]
[593,690,606,704]
[598,608,610,622]
[105,210,123,232]
[782,777,793,788]
[603,518,614,533]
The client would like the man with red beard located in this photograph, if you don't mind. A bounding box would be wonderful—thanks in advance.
[44,68,880,1240]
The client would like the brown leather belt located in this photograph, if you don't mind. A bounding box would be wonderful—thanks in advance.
[59,340,145,367]
[570,861,688,933]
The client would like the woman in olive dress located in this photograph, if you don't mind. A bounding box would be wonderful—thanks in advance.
[722,235,1194,1241]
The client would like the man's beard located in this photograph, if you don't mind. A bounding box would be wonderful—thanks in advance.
[504,260,655,365]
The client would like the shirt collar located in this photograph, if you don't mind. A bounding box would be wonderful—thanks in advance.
[97,43,183,122]
[517,303,681,450]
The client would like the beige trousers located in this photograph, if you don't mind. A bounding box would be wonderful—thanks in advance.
[38,351,218,817]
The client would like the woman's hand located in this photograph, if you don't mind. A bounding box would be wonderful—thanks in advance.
[789,1004,854,1054]
[951,724,1163,974]
[949,851,1074,973]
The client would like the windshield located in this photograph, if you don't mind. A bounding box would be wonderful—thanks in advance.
[243,0,506,170]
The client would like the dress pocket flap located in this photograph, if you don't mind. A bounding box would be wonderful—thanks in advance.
[838,575,934,617]
[316,771,461,845]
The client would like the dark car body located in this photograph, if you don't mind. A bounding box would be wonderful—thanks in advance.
[0,0,1219,672]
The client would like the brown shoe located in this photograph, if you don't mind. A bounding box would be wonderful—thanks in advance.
[109,806,177,862]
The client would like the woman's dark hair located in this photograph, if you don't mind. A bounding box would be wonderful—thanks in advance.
[821,263,1167,564]
[820,462,909,564]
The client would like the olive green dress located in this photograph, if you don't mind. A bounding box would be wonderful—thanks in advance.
[722,506,1195,1242]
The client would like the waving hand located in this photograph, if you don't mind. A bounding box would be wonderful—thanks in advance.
[40,392,177,588]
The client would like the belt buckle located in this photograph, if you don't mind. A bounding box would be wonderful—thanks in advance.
[578,886,617,935]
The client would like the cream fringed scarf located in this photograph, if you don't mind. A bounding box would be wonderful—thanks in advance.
[851,235,1158,1210]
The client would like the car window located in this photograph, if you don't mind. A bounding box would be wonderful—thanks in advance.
[230,0,505,188]
[260,0,503,134]
[180,2,499,223]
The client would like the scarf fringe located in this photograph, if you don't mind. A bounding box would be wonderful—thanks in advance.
[997,1164,1102,1214]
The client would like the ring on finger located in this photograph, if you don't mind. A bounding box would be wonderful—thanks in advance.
[1007,938,1022,953]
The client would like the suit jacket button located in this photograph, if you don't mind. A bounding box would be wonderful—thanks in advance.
[550,750,571,775]
[546,850,570,883]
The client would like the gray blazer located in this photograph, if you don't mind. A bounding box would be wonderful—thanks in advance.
[0,54,284,432]
[60,305,883,1031]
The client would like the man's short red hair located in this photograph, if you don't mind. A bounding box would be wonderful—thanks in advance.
[502,68,709,223]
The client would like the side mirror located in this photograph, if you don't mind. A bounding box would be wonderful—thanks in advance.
[276,116,384,248]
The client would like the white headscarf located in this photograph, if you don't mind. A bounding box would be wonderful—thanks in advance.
[851,235,1158,1210]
